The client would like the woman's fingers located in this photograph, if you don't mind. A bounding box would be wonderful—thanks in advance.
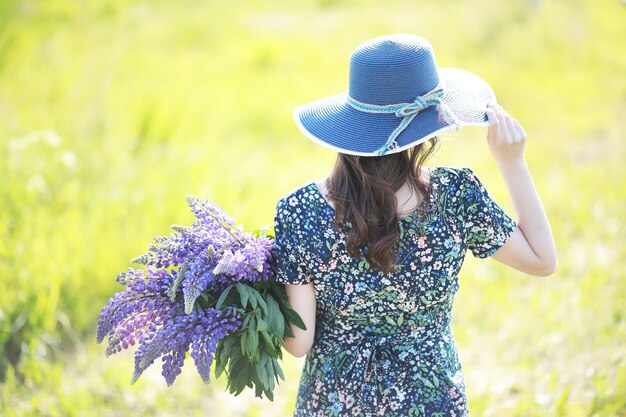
[495,105,509,139]
[494,104,510,140]
[485,106,499,143]
[486,104,506,142]
[505,117,517,143]
[513,119,526,141]
[485,103,527,163]
[487,103,524,142]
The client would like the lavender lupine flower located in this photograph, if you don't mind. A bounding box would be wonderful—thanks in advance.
[132,307,241,385]
[97,266,180,349]
[131,196,275,307]
[129,200,233,269]
[213,236,274,283]
[97,195,297,395]
[189,309,242,383]
[185,196,245,242]
[131,196,248,269]
[243,236,274,281]
[115,267,146,285]
[181,256,218,314]
[131,230,197,268]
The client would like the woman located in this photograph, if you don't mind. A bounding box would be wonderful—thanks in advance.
[273,34,556,417]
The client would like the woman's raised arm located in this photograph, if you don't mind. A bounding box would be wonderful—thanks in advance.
[486,104,558,276]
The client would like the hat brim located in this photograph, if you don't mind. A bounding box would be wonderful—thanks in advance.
[293,68,496,156]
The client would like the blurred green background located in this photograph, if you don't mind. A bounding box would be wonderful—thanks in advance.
[1,0,624,416]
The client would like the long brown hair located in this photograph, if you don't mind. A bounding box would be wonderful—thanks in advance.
[326,139,439,274]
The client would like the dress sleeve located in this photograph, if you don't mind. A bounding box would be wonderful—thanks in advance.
[273,197,311,285]
[460,168,517,258]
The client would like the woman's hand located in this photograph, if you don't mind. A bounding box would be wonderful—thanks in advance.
[485,103,527,166]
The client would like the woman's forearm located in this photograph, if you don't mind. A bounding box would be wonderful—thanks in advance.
[283,283,317,358]
[497,157,557,273]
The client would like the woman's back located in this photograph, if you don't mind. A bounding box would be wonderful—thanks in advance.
[274,166,516,416]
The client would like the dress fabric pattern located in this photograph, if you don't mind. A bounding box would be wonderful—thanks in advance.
[273,167,516,417]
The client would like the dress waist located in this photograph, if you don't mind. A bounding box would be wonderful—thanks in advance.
[317,300,452,345]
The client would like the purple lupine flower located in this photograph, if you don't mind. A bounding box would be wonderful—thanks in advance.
[189,308,242,383]
[129,196,274,287]
[97,195,278,388]
[186,196,240,237]
[130,231,194,268]
[97,266,180,347]
[243,236,274,281]
[182,256,218,314]
[213,236,274,282]
[131,307,241,385]
[116,267,146,285]
[130,196,247,269]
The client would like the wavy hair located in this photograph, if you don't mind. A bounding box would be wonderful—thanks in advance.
[326,139,439,274]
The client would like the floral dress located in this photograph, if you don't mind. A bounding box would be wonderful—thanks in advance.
[273,167,516,417]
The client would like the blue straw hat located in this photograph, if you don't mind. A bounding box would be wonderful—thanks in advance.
[293,34,496,156]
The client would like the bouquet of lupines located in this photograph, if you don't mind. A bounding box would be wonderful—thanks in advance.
[96,195,305,400]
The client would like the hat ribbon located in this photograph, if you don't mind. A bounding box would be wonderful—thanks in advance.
[347,86,459,156]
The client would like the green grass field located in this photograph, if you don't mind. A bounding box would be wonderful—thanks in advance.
[1,0,625,415]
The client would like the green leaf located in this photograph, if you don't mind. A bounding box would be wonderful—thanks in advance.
[261,331,277,356]
[272,357,285,381]
[256,317,269,332]
[247,331,259,359]
[240,332,249,357]
[264,357,274,389]
[236,283,249,309]
[265,294,284,339]
[228,355,243,380]
[249,291,258,309]
[253,377,263,397]
[216,285,234,309]
[283,322,295,338]
[282,307,306,331]
[255,360,269,389]
[248,315,257,336]
[385,315,396,326]
[224,335,236,353]
[215,360,226,378]
[253,291,268,314]
[215,343,227,378]
[232,361,250,395]
[241,314,251,329]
